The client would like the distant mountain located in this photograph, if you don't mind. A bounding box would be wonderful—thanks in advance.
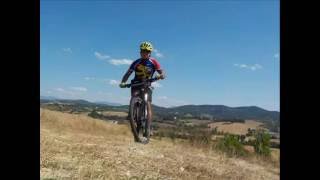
[40,98,279,122]
[105,104,279,122]
[94,101,122,106]
[162,105,279,122]
[40,96,58,100]
[40,97,121,106]
[59,99,93,105]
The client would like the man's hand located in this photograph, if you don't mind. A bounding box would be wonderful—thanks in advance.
[156,74,165,80]
[119,82,126,88]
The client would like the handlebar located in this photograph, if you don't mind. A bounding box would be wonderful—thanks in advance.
[124,77,159,88]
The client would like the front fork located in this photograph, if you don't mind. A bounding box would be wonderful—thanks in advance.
[143,92,148,118]
[142,93,149,129]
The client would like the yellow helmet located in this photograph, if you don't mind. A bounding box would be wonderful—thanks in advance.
[140,41,153,52]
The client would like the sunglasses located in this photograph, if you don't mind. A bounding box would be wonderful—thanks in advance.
[140,50,151,53]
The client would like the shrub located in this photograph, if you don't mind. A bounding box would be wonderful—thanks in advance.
[168,131,176,142]
[239,135,246,143]
[88,110,103,119]
[158,131,164,140]
[211,127,218,135]
[198,132,210,146]
[253,130,271,156]
[216,134,248,157]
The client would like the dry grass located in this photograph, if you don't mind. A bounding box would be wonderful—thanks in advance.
[182,119,212,125]
[40,108,129,137]
[101,111,128,117]
[208,120,266,135]
[40,109,279,180]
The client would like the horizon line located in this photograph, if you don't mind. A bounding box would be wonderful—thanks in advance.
[40,96,280,112]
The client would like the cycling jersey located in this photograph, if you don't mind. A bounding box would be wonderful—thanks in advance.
[129,57,161,80]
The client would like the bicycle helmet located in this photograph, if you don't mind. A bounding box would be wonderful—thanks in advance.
[140,41,153,52]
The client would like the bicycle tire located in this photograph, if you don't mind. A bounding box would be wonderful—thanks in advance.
[143,102,151,144]
[129,96,143,142]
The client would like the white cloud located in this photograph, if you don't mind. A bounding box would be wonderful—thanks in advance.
[109,59,133,66]
[240,64,247,68]
[94,93,130,105]
[51,86,90,99]
[62,48,72,53]
[153,49,164,58]
[154,96,189,107]
[151,82,162,88]
[97,91,112,96]
[109,79,120,86]
[70,87,87,92]
[250,64,262,71]
[234,63,263,71]
[84,77,95,81]
[54,88,75,96]
[157,96,168,100]
[274,53,279,59]
[55,88,65,92]
[54,87,87,97]
[94,51,110,60]
[84,77,112,83]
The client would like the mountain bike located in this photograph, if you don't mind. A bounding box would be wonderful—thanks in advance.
[124,77,160,144]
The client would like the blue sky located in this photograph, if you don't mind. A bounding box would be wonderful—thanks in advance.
[40,0,279,111]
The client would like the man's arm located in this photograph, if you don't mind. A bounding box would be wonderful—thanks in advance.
[150,58,165,79]
[121,69,133,83]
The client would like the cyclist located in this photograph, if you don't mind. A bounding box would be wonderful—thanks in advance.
[119,41,165,138]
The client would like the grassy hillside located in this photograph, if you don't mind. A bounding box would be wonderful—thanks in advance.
[40,109,279,180]
[40,99,280,133]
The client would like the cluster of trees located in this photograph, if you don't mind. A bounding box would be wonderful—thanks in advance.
[88,110,128,121]
[153,112,246,123]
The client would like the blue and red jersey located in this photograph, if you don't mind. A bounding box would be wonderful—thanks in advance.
[129,57,161,80]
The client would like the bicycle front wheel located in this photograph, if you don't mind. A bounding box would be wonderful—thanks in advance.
[129,97,143,142]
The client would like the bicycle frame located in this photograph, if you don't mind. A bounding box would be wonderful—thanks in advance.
[125,77,159,143]
[135,88,149,123]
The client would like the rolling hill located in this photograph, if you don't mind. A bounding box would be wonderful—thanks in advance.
[40,98,279,122]
[162,105,279,121]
